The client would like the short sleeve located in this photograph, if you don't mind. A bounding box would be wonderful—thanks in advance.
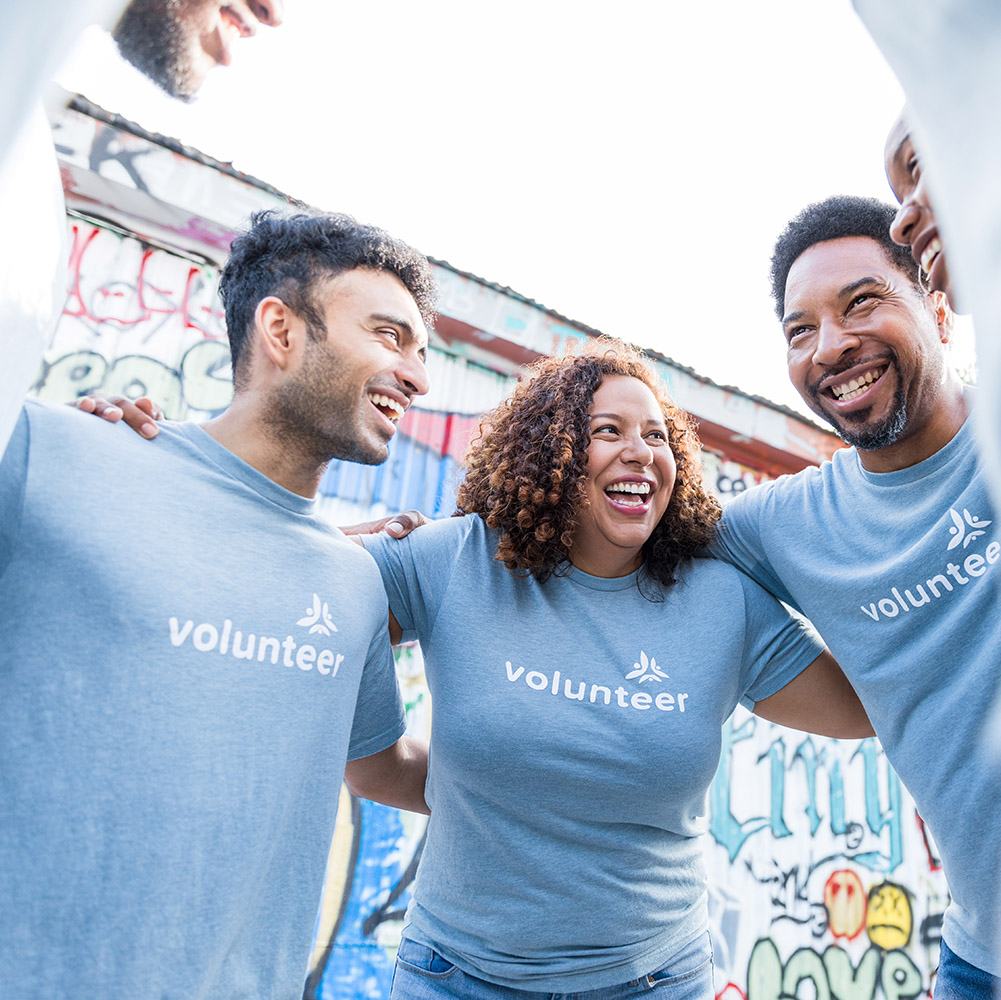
[0,405,29,577]
[712,485,801,612]
[346,625,406,761]
[363,516,475,644]
[736,569,825,711]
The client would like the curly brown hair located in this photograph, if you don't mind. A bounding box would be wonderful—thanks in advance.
[456,339,721,594]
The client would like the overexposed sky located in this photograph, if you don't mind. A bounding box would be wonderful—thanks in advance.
[57,1,973,418]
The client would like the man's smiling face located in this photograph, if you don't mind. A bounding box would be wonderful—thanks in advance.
[783,236,952,457]
[113,0,284,100]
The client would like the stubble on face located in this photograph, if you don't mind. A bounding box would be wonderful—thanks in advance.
[814,377,909,451]
[267,333,391,468]
[113,0,204,100]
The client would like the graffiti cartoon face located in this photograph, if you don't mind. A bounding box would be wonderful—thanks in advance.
[824,869,866,939]
[867,881,912,950]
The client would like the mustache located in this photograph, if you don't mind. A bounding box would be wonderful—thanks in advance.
[808,355,894,396]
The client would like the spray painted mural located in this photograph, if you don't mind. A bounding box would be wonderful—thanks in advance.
[36,218,950,1000]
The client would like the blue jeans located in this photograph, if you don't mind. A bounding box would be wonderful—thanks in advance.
[390,931,714,1000]
[933,940,1000,1000]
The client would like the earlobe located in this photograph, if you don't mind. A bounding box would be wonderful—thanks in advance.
[255,296,298,371]
[930,291,954,343]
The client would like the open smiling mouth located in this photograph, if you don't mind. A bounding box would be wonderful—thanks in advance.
[826,366,885,403]
[921,237,942,277]
[368,393,405,425]
[604,481,651,508]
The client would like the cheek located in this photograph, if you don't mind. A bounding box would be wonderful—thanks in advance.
[786,350,812,386]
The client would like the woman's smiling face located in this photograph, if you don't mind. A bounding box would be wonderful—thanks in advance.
[570,376,677,578]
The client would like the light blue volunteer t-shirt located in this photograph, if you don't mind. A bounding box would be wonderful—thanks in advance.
[0,400,405,999]
[365,514,824,992]
[714,412,1001,977]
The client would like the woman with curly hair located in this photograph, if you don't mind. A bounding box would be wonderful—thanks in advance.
[362,339,871,1000]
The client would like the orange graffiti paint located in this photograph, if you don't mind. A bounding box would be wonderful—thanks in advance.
[824,869,867,939]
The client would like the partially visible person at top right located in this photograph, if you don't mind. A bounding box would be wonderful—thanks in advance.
[711,193,1000,1000]
[884,109,961,310]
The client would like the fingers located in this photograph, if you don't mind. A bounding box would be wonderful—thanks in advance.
[134,396,164,422]
[114,395,160,438]
[385,510,429,538]
[71,394,162,438]
[71,394,123,422]
[340,510,430,538]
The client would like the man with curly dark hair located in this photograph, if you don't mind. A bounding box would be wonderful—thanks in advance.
[0,209,433,998]
[361,340,872,999]
[715,194,999,998]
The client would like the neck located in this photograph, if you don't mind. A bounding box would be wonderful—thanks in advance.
[857,382,969,473]
[201,395,327,498]
[569,548,643,579]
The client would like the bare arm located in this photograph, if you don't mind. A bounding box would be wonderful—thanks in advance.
[344,735,429,815]
[753,650,874,739]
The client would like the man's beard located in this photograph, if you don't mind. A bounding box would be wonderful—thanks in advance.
[113,0,199,101]
[821,382,908,452]
[267,347,390,468]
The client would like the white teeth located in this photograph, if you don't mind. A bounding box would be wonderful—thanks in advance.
[605,482,651,495]
[921,237,942,275]
[368,393,405,423]
[832,368,884,401]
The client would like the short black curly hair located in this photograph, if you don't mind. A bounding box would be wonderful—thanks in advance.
[769,195,922,319]
[220,209,437,388]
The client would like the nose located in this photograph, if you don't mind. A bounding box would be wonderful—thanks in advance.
[398,350,430,398]
[247,0,284,27]
[889,198,920,248]
[620,430,654,467]
[812,315,861,368]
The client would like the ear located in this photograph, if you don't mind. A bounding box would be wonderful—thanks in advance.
[929,290,954,344]
[254,296,302,371]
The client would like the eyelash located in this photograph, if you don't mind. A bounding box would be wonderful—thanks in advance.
[594,425,666,441]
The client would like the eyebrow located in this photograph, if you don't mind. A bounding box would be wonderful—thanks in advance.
[782,276,888,325]
[590,412,666,426]
[890,131,912,164]
[371,312,428,356]
[371,312,414,336]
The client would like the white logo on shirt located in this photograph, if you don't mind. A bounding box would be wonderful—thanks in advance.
[166,602,346,677]
[625,650,668,683]
[503,657,689,713]
[858,506,998,622]
[946,507,992,550]
[297,593,338,635]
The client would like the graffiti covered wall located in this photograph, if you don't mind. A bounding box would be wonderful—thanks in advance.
[37,217,950,1000]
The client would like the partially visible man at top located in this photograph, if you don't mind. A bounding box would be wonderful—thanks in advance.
[884,110,959,309]
[712,195,999,999]
[0,0,284,462]
[853,0,1001,509]
[0,209,432,998]
[113,0,284,100]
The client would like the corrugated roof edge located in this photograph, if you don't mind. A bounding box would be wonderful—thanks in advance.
[67,93,829,432]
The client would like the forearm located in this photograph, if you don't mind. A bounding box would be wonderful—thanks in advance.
[754,651,875,739]
[344,735,430,815]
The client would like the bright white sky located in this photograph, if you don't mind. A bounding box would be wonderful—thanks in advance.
[55,0,974,419]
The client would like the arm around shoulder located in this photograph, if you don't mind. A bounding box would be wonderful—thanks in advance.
[754,650,875,739]
[344,735,430,815]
